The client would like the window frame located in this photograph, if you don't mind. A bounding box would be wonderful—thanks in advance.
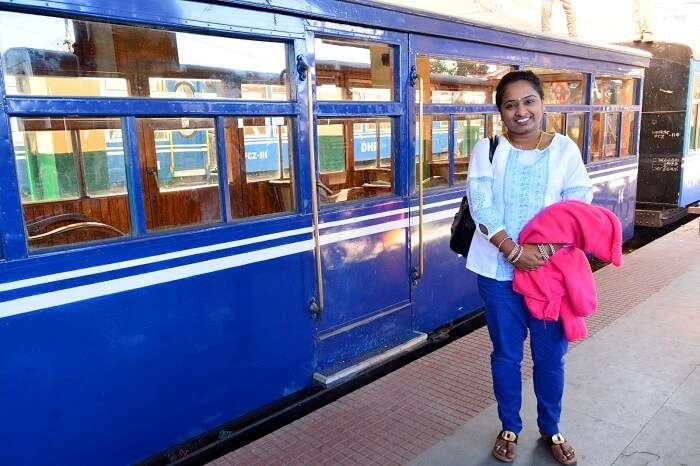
[585,73,642,164]
[411,51,514,192]
[311,25,406,209]
[0,6,305,258]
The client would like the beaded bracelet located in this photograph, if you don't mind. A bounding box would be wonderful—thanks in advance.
[537,244,550,260]
[511,246,524,264]
[506,244,521,263]
[549,243,556,255]
[496,235,512,251]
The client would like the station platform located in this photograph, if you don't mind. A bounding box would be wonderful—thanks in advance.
[209,219,700,466]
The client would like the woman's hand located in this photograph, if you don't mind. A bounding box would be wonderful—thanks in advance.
[513,244,546,271]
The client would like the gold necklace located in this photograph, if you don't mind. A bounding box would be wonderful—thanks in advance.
[506,130,544,150]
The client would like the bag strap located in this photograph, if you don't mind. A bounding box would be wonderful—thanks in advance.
[488,134,499,163]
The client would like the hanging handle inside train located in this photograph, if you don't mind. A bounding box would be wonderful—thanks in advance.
[303,55,324,316]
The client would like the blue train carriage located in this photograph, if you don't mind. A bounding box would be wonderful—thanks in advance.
[620,42,700,226]
[0,1,649,465]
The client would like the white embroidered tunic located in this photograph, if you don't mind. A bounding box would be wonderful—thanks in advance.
[466,133,593,281]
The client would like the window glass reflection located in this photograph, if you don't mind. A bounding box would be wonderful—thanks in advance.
[590,112,619,162]
[317,118,394,204]
[546,112,565,134]
[315,38,394,101]
[566,113,585,154]
[620,112,636,156]
[0,11,289,99]
[138,118,221,231]
[11,117,130,249]
[455,115,485,184]
[528,68,585,105]
[416,115,449,190]
[223,117,295,218]
[415,57,511,104]
[593,77,637,105]
[489,114,504,137]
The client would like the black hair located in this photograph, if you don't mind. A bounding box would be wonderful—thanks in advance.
[495,70,545,109]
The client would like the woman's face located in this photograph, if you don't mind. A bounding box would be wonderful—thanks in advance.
[499,80,544,136]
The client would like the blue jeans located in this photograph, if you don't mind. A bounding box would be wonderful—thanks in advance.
[477,275,568,435]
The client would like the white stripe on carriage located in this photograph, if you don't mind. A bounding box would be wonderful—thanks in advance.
[590,169,638,184]
[0,208,460,317]
[0,197,462,294]
[0,240,314,320]
[2,180,632,301]
[0,226,313,293]
[587,162,638,176]
[318,196,460,230]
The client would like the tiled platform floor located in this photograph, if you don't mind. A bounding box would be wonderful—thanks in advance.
[210,219,700,466]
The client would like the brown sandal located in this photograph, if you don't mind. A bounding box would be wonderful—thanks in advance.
[541,433,577,465]
[492,430,518,462]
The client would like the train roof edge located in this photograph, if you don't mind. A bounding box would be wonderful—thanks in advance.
[216,0,651,66]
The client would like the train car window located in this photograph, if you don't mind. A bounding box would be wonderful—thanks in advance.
[566,113,585,154]
[315,38,394,102]
[455,115,484,161]
[691,104,698,151]
[11,117,130,250]
[454,115,485,185]
[590,112,620,162]
[488,114,505,137]
[317,117,394,204]
[593,76,637,106]
[416,115,449,190]
[0,11,289,100]
[137,118,221,232]
[528,68,585,105]
[415,57,511,104]
[620,112,637,156]
[545,113,565,134]
[223,117,295,218]
[691,75,700,151]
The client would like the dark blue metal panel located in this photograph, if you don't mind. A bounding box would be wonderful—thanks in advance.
[408,190,483,331]
[5,98,298,117]
[122,117,147,237]
[424,104,498,114]
[395,33,410,198]
[589,104,642,113]
[0,101,28,260]
[0,251,316,466]
[215,116,233,222]
[306,18,406,45]
[294,36,313,216]
[316,102,403,117]
[0,0,306,39]
[448,114,455,187]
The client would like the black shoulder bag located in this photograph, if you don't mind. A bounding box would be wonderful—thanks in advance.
[449,135,499,257]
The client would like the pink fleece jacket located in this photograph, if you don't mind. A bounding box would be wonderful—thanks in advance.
[513,200,623,342]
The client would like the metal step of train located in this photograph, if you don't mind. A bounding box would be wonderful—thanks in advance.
[313,332,428,388]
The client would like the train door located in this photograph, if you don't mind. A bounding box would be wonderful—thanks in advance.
[306,27,422,385]
[407,34,505,331]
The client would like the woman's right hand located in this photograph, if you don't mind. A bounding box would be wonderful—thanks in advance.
[513,244,546,271]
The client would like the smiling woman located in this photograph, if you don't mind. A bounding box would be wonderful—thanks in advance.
[466,70,592,465]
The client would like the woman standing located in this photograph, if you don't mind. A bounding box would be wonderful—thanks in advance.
[466,70,592,464]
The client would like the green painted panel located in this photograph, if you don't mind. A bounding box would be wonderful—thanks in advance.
[83,151,110,195]
[318,135,345,173]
